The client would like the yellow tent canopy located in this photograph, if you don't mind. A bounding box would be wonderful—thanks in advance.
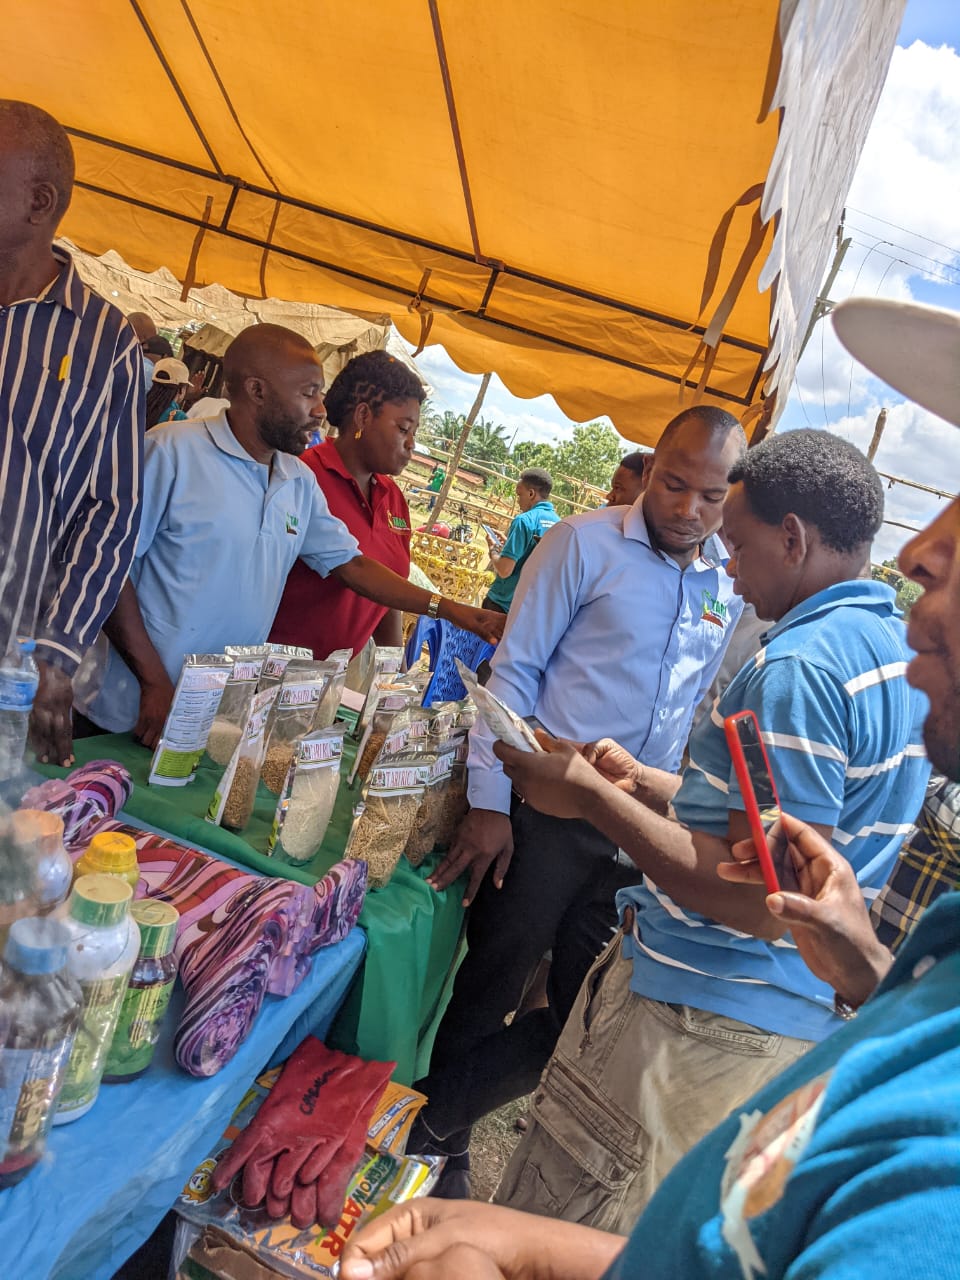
[3,1,903,443]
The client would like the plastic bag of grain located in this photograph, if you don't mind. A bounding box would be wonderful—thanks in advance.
[268,728,344,865]
[206,647,270,766]
[206,685,279,834]
[344,757,426,888]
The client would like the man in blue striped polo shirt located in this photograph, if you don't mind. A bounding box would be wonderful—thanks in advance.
[492,429,930,1232]
[0,101,144,768]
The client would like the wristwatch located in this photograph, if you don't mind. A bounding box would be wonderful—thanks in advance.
[427,592,443,620]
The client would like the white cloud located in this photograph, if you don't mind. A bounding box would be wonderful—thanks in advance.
[783,37,960,563]
[828,399,959,562]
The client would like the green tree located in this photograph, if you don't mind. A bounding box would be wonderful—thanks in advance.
[872,557,923,616]
[511,440,558,473]
[465,417,511,465]
[552,422,626,491]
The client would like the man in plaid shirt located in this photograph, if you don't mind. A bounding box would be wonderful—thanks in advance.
[871,775,960,951]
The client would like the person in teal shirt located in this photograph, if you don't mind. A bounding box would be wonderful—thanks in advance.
[484,468,559,611]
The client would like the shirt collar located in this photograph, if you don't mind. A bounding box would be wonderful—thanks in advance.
[35,246,86,316]
[312,438,381,503]
[204,410,301,478]
[622,500,723,573]
[764,579,898,644]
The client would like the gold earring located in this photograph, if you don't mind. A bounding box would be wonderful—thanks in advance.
[354,429,363,439]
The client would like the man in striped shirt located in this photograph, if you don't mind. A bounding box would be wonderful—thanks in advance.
[0,101,144,766]
[492,429,930,1232]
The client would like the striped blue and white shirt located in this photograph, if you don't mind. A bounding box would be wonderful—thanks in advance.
[618,579,931,1042]
[0,248,144,674]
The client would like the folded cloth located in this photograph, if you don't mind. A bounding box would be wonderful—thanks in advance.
[99,824,366,1076]
[21,761,134,854]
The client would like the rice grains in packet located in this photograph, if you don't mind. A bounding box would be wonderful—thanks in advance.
[268,727,344,865]
[148,654,234,787]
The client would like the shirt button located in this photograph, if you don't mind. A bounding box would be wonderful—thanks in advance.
[911,955,936,981]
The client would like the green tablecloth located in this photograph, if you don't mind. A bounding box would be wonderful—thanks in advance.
[41,731,466,1083]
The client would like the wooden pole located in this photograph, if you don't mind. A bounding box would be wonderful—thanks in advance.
[429,372,492,526]
[866,407,887,463]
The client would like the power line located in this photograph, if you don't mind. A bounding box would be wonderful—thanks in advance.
[847,238,960,290]
[793,378,814,428]
[846,206,960,259]
[845,224,960,277]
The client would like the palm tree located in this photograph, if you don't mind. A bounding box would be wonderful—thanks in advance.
[466,417,510,464]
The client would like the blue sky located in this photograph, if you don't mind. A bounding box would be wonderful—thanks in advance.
[403,0,960,562]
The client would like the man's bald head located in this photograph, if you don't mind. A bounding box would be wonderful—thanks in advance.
[222,323,326,458]
[222,323,318,397]
[128,312,157,344]
[0,100,75,230]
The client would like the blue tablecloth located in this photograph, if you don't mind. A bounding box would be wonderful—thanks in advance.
[1,928,366,1280]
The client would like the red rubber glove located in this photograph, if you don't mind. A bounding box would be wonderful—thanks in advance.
[211,1039,368,1204]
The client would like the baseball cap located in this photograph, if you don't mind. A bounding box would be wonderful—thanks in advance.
[832,298,960,429]
[152,357,191,387]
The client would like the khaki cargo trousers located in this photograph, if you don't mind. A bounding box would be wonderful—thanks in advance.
[495,925,812,1234]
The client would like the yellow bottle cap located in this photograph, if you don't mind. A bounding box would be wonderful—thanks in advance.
[84,831,138,873]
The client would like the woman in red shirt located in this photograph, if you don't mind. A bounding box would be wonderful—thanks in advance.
[270,350,425,656]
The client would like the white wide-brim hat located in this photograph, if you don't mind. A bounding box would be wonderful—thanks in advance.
[832,298,960,429]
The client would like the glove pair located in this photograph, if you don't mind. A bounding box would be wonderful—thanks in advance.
[211,1037,395,1229]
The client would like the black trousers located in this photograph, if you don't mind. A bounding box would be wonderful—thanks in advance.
[416,801,637,1142]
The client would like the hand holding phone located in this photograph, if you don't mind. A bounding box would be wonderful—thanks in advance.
[724,711,797,895]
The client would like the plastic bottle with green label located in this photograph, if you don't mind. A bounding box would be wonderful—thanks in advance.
[103,899,179,1082]
[54,875,140,1124]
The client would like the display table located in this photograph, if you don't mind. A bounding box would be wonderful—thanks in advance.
[41,733,467,1083]
[1,928,366,1280]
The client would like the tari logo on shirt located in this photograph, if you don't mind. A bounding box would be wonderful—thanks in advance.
[388,514,410,532]
[701,590,730,628]
[285,513,300,536]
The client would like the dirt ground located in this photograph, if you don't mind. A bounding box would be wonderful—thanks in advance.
[469,1096,529,1201]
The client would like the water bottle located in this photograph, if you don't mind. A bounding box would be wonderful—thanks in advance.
[0,639,40,786]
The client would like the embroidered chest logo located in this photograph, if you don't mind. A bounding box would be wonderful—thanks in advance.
[388,514,410,532]
[701,589,729,628]
[285,513,300,536]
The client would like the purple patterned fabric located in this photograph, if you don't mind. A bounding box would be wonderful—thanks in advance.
[104,823,366,1077]
[21,761,133,855]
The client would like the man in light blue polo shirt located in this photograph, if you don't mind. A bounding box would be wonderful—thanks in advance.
[74,324,503,741]
[492,428,930,1232]
[413,407,747,1186]
[484,469,560,612]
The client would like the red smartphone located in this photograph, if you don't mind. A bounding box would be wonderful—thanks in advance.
[723,710,795,895]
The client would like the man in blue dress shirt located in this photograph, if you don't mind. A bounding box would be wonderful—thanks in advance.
[414,407,747,1188]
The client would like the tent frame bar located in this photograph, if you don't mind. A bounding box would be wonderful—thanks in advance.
[65,127,764,358]
[74,176,756,406]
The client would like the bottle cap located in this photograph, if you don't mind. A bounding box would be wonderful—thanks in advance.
[4,916,70,974]
[16,637,36,655]
[84,831,138,874]
[130,899,179,959]
[11,809,65,856]
[69,874,132,926]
